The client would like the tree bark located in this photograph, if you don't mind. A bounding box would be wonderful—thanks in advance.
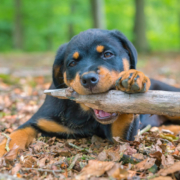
[44,88,180,116]
[133,0,148,52]
[13,0,23,49]
[90,0,106,29]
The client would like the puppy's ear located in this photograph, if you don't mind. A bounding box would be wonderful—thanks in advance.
[111,30,137,69]
[52,43,68,88]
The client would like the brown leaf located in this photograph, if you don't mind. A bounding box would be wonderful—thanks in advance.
[21,156,37,168]
[4,144,20,161]
[106,163,121,178]
[53,149,71,157]
[76,160,115,180]
[11,163,21,175]
[150,151,162,167]
[97,151,107,161]
[47,137,56,145]
[161,155,174,168]
[150,151,162,160]
[107,151,122,162]
[158,161,180,176]
[107,163,130,179]
[119,143,129,153]
[31,141,46,152]
[135,158,156,171]
[38,157,48,168]
[132,153,144,160]
[151,176,173,180]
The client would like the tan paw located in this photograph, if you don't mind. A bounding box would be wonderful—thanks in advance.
[115,69,151,93]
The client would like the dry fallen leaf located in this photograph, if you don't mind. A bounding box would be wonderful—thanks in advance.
[75,160,115,180]
[135,158,156,171]
[38,156,48,168]
[161,155,174,168]
[151,176,173,180]
[97,151,107,161]
[4,144,20,161]
[11,163,22,175]
[158,161,180,176]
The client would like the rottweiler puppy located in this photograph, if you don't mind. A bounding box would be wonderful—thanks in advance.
[0,29,180,157]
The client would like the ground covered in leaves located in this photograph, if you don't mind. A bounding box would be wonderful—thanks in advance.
[0,52,180,180]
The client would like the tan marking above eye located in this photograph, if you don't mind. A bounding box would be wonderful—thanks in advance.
[96,45,104,53]
[73,52,79,59]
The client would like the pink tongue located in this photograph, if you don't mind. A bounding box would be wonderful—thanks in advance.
[95,109,111,117]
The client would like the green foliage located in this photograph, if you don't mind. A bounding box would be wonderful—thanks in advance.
[0,0,179,52]
[0,74,19,85]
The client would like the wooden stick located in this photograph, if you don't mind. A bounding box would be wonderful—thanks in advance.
[68,154,80,171]
[44,88,180,116]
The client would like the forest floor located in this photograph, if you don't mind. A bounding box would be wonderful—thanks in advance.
[0,52,180,179]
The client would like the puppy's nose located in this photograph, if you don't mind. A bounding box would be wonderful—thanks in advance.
[81,73,99,88]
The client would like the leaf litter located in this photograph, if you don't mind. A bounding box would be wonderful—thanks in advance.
[1,54,180,179]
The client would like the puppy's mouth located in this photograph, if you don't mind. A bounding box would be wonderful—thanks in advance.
[93,109,118,124]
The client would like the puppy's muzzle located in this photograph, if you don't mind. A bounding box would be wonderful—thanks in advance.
[80,73,99,89]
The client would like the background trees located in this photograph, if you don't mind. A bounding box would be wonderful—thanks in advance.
[0,0,179,52]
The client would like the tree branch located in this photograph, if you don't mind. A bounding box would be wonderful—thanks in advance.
[44,88,180,116]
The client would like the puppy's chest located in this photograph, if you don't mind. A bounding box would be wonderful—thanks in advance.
[57,110,95,130]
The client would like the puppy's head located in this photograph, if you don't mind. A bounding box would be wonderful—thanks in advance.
[53,29,137,124]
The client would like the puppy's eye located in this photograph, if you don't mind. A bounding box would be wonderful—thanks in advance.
[103,51,113,58]
[69,61,77,67]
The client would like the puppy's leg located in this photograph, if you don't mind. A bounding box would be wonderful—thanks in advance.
[115,69,151,93]
[113,70,150,140]
[110,114,139,141]
[0,122,37,157]
[0,117,74,158]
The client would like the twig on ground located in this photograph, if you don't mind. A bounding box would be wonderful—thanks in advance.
[147,174,158,179]
[68,142,90,153]
[138,125,152,135]
[22,168,64,173]
[68,154,80,171]
[1,133,11,152]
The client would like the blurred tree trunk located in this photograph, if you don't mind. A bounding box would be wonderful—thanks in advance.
[68,3,75,40]
[90,0,106,29]
[133,0,148,52]
[13,0,23,49]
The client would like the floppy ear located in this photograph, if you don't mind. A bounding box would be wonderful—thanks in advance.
[110,30,137,69]
[52,43,68,88]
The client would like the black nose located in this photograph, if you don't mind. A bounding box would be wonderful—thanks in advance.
[81,73,99,88]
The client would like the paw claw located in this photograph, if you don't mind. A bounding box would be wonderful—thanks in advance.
[140,83,146,93]
[122,79,129,88]
[131,82,140,91]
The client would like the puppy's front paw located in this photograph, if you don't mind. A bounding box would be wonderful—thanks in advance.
[115,70,151,93]
[0,128,36,158]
